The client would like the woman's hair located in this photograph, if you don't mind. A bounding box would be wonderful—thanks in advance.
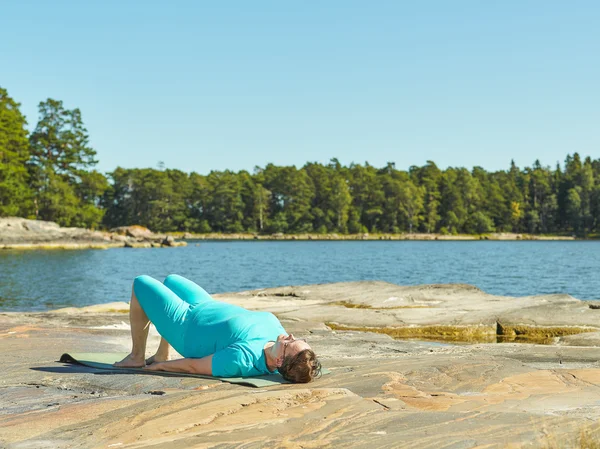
[279,349,322,383]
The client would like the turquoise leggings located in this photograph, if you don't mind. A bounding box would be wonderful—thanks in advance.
[133,274,213,356]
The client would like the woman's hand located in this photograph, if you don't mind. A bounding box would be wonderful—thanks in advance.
[138,356,214,375]
[143,362,164,371]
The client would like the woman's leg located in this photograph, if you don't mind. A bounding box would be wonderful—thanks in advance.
[114,286,152,367]
[115,275,191,367]
[163,274,213,305]
[146,337,171,365]
[146,275,214,364]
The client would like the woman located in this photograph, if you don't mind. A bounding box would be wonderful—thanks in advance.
[114,274,321,383]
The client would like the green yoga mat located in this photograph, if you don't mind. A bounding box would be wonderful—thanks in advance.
[59,352,329,388]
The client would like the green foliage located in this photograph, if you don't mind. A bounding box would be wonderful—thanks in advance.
[411,161,441,233]
[3,87,600,236]
[102,167,191,232]
[262,164,315,233]
[27,98,105,227]
[304,161,351,232]
[205,170,244,233]
[466,211,496,234]
[29,99,97,177]
[348,163,385,232]
[0,87,33,216]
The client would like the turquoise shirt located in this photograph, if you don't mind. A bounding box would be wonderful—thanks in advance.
[185,300,286,377]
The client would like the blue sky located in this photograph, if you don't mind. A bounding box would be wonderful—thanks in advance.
[1,1,599,175]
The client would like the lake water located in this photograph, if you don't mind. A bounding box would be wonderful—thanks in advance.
[1,240,599,311]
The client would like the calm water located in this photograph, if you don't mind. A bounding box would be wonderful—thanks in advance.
[0,240,599,311]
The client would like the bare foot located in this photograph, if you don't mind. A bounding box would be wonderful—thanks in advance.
[114,353,145,368]
[145,353,170,365]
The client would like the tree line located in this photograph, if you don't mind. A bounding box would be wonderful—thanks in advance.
[1,87,600,236]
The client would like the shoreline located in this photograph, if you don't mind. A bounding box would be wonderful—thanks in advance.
[0,232,576,250]
[0,232,577,250]
[0,241,187,250]
[175,231,576,241]
[0,216,581,250]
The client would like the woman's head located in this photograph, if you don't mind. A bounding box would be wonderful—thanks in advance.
[274,334,321,383]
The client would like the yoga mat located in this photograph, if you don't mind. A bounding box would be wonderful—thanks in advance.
[59,352,329,388]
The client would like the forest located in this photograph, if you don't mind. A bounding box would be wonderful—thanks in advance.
[1,87,599,236]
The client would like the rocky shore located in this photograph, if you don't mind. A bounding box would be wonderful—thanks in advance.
[0,218,575,250]
[2,282,600,448]
[0,218,187,249]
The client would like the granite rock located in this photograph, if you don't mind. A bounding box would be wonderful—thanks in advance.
[2,283,600,448]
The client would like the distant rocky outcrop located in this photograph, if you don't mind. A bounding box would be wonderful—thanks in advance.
[110,225,156,240]
[0,217,186,249]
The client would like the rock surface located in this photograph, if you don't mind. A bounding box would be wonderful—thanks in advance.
[0,218,186,249]
[2,282,600,448]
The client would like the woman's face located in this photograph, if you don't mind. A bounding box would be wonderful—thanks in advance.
[276,334,311,364]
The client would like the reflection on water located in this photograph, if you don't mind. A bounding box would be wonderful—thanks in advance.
[1,240,599,311]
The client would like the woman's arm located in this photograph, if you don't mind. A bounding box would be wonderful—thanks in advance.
[144,355,213,375]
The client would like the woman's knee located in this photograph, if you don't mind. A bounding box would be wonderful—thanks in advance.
[164,274,193,291]
[163,274,182,286]
[133,275,159,301]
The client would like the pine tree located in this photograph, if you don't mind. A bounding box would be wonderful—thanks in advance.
[0,87,33,216]
[28,99,104,227]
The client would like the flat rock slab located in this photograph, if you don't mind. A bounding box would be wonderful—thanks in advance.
[2,282,600,448]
